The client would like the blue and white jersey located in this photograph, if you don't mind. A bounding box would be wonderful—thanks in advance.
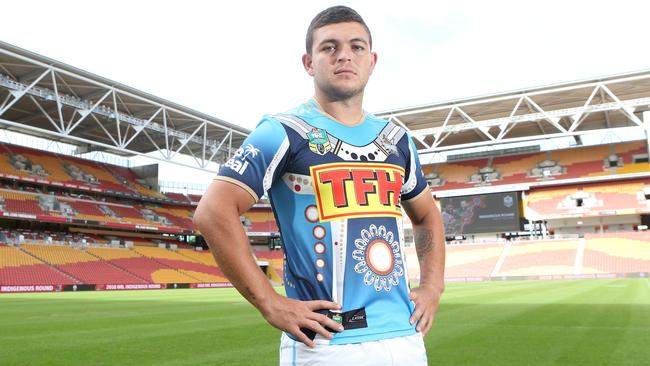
[216,100,429,344]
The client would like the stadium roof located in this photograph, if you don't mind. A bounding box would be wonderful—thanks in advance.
[0,40,249,170]
[375,69,650,154]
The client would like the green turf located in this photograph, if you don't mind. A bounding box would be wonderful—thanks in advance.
[1,279,649,365]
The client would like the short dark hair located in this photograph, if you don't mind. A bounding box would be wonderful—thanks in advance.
[305,6,372,54]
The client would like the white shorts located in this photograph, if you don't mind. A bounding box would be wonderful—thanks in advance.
[279,332,428,366]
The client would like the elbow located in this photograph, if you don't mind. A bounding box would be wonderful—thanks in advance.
[193,204,212,233]
[193,202,236,234]
[192,211,203,231]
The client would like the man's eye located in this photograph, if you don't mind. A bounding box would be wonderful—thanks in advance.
[322,46,336,52]
[352,45,365,51]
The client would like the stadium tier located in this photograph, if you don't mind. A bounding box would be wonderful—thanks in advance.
[242,209,279,233]
[439,234,650,280]
[582,232,650,274]
[108,257,199,284]
[0,245,79,285]
[22,244,146,285]
[496,240,579,277]
[0,188,195,233]
[151,206,196,231]
[86,246,227,284]
[103,164,167,199]
[68,200,106,217]
[253,249,284,284]
[425,141,650,191]
[188,194,202,203]
[177,248,220,266]
[2,112,649,290]
[443,244,504,278]
[133,247,228,283]
[524,178,650,220]
[162,192,191,204]
[0,189,46,215]
[0,142,186,203]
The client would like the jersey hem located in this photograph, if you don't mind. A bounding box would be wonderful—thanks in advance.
[329,328,418,345]
[213,176,259,202]
[403,186,431,203]
[284,328,417,346]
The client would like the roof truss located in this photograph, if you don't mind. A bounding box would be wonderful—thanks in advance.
[0,42,248,172]
[379,71,650,153]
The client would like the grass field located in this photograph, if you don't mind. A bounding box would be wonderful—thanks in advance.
[1,279,649,365]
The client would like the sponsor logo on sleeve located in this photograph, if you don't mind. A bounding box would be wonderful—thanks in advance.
[224,144,260,175]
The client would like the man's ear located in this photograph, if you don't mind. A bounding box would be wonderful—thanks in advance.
[302,53,315,76]
[369,52,378,75]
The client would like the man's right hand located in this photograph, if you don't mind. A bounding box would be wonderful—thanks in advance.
[260,294,344,348]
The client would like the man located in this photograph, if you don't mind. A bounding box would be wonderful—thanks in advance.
[194,6,445,365]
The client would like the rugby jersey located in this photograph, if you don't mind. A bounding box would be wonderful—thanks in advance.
[216,99,429,344]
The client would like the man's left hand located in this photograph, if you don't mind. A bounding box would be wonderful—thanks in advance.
[409,284,444,336]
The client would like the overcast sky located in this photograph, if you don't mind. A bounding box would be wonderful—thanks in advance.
[3,0,650,188]
[5,0,650,128]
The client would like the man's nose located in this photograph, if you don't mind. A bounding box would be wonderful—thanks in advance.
[337,45,352,62]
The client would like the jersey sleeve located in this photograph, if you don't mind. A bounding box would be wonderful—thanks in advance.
[400,132,429,202]
[215,117,290,202]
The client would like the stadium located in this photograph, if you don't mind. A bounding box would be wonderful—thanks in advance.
[1,37,649,366]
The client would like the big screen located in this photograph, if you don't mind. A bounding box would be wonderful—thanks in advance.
[441,192,521,236]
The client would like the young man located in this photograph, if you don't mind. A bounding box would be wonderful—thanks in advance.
[194,6,445,365]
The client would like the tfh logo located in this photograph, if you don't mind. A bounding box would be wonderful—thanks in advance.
[310,163,404,222]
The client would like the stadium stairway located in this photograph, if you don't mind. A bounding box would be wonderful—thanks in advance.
[437,234,650,281]
[133,247,228,283]
[443,244,505,278]
[19,244,150,285]
[83,249,150,284]
[15,246,81,284]
[85,247,197,284]
[85,247,153,283]
[107,252,202,284]
[494,240,579,277]
[0,245,77,285]
[176,249,219,266]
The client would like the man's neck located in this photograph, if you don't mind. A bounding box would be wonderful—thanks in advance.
[313,92,365,126]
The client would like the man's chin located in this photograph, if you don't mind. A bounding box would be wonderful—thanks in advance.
[321,85,364,102]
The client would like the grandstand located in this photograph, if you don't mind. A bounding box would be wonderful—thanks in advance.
[378,69,650,282]
[0,40,284,292]
[1,39,649,293]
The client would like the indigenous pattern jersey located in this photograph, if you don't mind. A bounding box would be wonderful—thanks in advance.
[216,100,429,344]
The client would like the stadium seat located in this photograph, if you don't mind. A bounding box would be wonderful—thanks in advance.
[496,240,578,277]
[444,244,504,278]
[0,245,79,285]
[133,247,228,283]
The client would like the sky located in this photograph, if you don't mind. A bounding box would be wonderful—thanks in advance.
[2,0,650,190]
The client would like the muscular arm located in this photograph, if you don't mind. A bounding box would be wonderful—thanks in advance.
[194,180,272,305]
[194,180,342,347]
[402,190,446,335]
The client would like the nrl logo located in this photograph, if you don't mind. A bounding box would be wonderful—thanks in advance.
[308,128,331,156]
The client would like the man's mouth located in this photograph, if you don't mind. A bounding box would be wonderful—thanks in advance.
[335,69,356,75]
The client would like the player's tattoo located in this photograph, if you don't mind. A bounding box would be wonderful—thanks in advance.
[244,287,256,302]
[414,228,434,264]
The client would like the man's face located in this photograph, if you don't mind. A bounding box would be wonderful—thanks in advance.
[303,22,377,101]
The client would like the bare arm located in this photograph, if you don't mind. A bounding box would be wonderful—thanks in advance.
[194,180,342,347]
[402,190,446,335]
